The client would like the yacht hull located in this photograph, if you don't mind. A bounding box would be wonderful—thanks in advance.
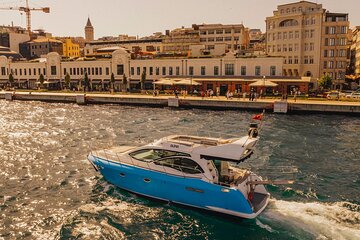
[89,155,269,219]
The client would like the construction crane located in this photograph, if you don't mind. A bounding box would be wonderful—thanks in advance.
[0,0,50,35]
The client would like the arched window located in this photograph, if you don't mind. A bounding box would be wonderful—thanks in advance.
[292,7,296,13]
[305,71,312,77]
[279,19,299,28]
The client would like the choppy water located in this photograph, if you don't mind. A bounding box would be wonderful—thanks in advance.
[0,100,359,240]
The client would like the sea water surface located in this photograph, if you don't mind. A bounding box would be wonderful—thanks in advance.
[0,101,359,240]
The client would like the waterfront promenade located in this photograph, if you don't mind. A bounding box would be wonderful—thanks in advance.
[1,91,360,114]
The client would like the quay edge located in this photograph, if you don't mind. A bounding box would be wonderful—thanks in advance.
[1,92,360,115]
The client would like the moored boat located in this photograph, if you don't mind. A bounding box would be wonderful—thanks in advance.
[88,122,271,219]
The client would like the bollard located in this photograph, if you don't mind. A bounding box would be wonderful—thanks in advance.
[5,92,13,101]
[168,97,179,107]
[274,100,288,113]
[76,94,86,105]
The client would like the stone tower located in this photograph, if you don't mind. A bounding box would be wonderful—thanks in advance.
[85,17,94,42]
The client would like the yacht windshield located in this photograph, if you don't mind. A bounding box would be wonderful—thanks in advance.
[129,149,190,162]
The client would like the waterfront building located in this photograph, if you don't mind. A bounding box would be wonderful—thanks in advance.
[19,38,63,60]
[0,48,312,94]
[0,26,30,53]
[85,17,94,42]
[194,23,249,52]
[350,27,360,77]
[265,1,350,81]
[162,27,200,55]
[320,12,349,86]
[62,38,80,58]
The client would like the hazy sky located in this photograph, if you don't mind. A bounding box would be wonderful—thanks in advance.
[0,0,359,38]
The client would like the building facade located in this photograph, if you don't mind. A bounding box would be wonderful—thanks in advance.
[194,24,249,52]
[19,38,63,59]
[85,17,94,42]
[266,1,350,81]
[350,27,360,76]
[0,50,314,94]
[266,1,324,78]
[320,12,349,82]
[62,38,80,58]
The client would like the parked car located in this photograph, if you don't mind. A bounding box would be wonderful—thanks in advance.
[346,92,360,99]
[326,91,340,100]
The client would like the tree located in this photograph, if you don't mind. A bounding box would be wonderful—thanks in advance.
[110,73,115,92]
[64,73,71,90]
[39,74,45,89]
[140,70,146,90]
[8,73,14,88]
[319,75,332,90]
[122,74,127,91]
[84,72,89,92]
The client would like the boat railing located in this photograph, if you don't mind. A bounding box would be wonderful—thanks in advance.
[162,126,242,140]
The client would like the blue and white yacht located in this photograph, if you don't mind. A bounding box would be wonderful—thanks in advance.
[88,124,270,219]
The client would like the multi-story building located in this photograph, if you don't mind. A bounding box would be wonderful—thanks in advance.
[0,25,30,53]
[194,23,249,52]
[85,17,94,42]
[1,49,316,94]
[162,27,200,54]
[350,27,360,76]
[62,38,80,58]
[19,38,63,59]
[266,1,324,78]
[320,12,349,83]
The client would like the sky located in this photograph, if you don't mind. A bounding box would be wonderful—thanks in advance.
[0,0,359,39]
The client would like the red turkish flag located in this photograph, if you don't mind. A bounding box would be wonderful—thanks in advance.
[252,114,263,121]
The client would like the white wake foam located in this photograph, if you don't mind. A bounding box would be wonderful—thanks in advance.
[265,199,360,240]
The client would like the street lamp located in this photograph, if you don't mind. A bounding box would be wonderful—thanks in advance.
[263,75,266,98]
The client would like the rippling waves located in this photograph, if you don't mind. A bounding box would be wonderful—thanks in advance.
[0,100,359,240]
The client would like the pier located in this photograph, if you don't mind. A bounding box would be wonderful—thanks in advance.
[1,91,360,114]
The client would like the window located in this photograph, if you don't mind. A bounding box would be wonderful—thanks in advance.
[304,56,309,64]
[340,26,347,34]
[130,67,134,75]
[216,37,223,42]
[311,17,316,25]
[208,38,214,42]
[99,68,102,75]
[288,44,293,52]
[270,66,276,76]
[225,64,234,75]
[201,66,206,75]
[329,50,334,57]
[91,67,94,75]
[150,67,153,75]
[241,66,246,76]
[129,149,190,162]
[310,43,315,51]
[208,30,214,34]
[117,64,124,75]
[216,30,223,34]
[214,66,219,75]
[255,66,261,76]
[329,61,334,69]
[200,38,207,42]
[156,67,160,75]
[162,67,166,75]
[323,61,327,69]
[225,29,231,34]
[310,30,314,38]
[295,31,299,38]
[1,67,5,76]
[176,66,180,75]
[324,50,328,57]
[339,38,346,46]
[294,56,299,64]
[283,44,287,52]
[95,68,99,75]
[289,31,293,39]
[169,67,173,76]
[154,157,204,174]
[24,69,27,76]
[51,66,56,75]
[283,32,287,40]
[329,38,335,46]
[189,66,194,76]
[329,27,336,34]
[309,56,314,64]
[288,57,293,64]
